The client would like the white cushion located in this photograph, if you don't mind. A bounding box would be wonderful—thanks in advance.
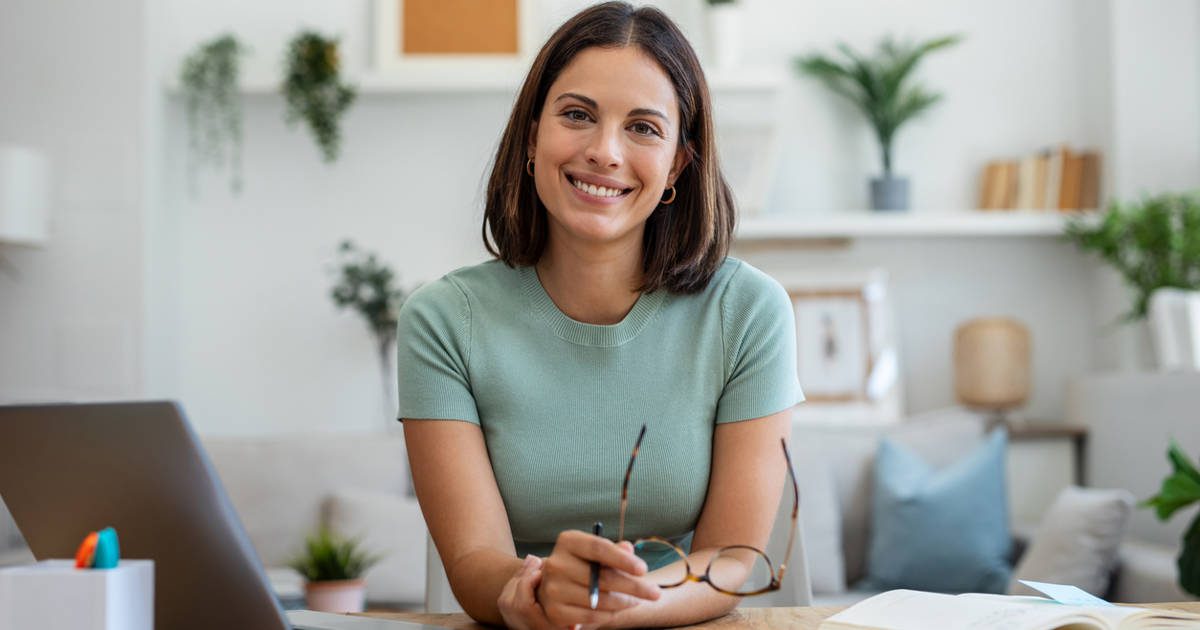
[791,442,845,595]
[202,432,410,567]
[324,488,427,604]
[1008,486,1134,597]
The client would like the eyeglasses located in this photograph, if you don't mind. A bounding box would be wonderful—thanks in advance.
[615,424,799,596]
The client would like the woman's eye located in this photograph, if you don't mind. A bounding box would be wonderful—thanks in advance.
[564,110,591,123]
[631,122,661,137]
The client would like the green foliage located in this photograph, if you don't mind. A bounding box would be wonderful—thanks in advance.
[288,527,381,582]
[283,31,356,162]
[330,240,409,353]
[794,34,962,176]
[179,33,247,193]
[1141,442,1200,597]
[1063,192,1200,321]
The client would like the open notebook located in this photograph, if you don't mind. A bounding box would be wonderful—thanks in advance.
[819,589,1200,630]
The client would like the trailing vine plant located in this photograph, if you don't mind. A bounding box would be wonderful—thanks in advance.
[179,33,247,193]
[283,31,356,163]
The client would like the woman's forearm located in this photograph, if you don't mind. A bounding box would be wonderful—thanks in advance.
[607,548,743,628]
[446,548,524,625]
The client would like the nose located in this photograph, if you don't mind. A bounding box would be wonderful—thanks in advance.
[584,123,622,169]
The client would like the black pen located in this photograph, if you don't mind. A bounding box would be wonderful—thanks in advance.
[589,521,603,610]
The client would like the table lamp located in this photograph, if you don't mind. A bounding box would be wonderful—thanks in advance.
[0,145,51,245]
[953,317,1030,429]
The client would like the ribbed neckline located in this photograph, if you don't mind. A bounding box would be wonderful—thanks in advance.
[520,264,665,347]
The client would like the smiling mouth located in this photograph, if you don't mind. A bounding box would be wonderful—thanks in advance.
[566,174,633,199]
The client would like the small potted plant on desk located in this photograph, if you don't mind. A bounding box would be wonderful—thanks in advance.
[289,527,382,613]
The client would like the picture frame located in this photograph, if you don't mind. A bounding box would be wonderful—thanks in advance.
[373,0,537,82]
[789,287,873,402]
[773,268,903,425]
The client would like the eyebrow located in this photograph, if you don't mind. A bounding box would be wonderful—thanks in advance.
[554,92,670,123]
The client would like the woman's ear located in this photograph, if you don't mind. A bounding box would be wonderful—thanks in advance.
[668,141,692,185]
[526,120,539,159]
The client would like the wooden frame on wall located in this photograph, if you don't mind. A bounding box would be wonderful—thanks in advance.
[373,0,537,79]
[788,287,875,403]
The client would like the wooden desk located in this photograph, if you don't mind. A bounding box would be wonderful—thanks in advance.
[364,601,1200,629]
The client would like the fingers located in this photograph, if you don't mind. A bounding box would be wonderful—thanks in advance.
[539,571,644,613]
[557,530,648,577]
[499,555,558,630]
[537,531,663,629]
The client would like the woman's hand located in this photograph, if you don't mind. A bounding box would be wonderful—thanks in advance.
[498,555,559,630]
[535,530,662,629]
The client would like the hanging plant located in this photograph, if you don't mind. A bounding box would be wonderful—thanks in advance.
[282,31,356,163]
[179,33,247,193]
[329,240,412,428]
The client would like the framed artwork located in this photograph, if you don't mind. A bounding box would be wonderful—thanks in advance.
[373,0,537,77]
[789,288,873,402]
[773,268,903,424]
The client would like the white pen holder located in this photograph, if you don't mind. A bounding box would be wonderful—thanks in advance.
[0,560,153,630]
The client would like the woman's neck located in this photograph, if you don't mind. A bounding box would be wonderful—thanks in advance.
[535,238,643,326]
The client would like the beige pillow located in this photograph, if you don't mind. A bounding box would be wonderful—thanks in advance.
[1008,486,1134,597]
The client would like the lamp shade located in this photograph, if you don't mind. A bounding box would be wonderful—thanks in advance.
[953,317,1031,410]
[0,145,51,245]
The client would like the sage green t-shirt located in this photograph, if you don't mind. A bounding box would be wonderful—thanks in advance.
[396,257,802,566]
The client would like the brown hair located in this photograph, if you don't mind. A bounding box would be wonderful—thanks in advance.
[482,1,735,294]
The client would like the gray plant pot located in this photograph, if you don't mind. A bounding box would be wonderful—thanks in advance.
[870,176,910,211]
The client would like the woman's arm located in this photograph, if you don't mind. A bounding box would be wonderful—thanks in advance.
[404,419,524,624]
[404,419,657,627]
[607,407,793,629]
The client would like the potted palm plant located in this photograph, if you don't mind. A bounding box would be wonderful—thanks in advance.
[795,34,963,211]
[289,527,382,613]
[1064,192,1200,368]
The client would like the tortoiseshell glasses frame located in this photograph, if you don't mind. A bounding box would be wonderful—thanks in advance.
[615,424,800,596]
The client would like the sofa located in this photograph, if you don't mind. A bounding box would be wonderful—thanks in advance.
[0,430,428,608]
[777,407,1191,607]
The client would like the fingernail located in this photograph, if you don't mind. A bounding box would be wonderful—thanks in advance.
[573,625,582,630]
[522,554,536,568]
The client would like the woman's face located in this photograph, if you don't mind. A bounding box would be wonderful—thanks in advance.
[528,45,689,254]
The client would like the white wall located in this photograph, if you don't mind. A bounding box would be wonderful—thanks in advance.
[0,0,147,402]
[147,0,1168,434]
[5,1,1198,434]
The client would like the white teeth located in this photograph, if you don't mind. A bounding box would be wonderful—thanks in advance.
[571,176,625,198]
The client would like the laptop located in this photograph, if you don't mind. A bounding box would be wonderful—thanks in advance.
[0,401,438,630]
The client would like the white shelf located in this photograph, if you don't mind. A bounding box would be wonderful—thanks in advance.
[166,66,788,96]
[735,210,1100,241]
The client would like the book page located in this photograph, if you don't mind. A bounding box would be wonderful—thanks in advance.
[971,593,1200,629]
[820,590,1106,630]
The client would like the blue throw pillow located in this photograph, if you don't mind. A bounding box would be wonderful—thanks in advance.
[862,428,1012,594]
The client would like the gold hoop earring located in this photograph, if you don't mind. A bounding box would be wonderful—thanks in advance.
[660,186,677,205]
[526,158,534,177]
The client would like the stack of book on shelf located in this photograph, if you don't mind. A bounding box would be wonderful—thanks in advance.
[978,145,1101,212]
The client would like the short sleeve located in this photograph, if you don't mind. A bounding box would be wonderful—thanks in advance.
[396,276,481,424]
[715,262,804,424]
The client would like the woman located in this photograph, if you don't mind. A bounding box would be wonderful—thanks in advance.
[398,3,802,628]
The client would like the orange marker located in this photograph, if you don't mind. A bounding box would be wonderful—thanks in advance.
[75,531,98,568]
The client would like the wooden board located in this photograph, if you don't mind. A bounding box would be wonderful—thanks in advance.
[402,0,519,55]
